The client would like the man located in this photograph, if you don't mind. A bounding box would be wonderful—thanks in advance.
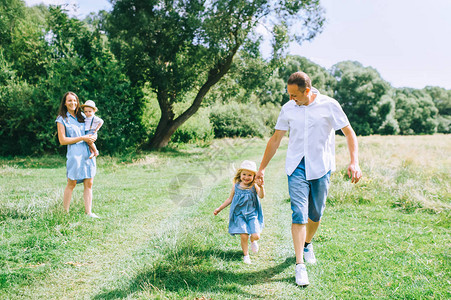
[256,71,362,286]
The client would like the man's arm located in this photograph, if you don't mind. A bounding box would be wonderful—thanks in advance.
[341,125,362,183]
[256,130,287,184]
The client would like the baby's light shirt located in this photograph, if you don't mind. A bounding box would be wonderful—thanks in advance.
[84,115,104,133]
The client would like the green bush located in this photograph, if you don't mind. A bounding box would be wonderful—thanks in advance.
[0,8,145,156]
[140,86,160,137]
[209,101,278,138]
[0,51,145,156]
[436,115,451,133]
[0,79,41,155]
[141,90,214,145]
[395,90,438,135]
[172,108,214,144]
[261,102,280,130]
[378,115,400,135]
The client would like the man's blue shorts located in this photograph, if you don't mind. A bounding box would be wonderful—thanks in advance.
[287,158,331,224]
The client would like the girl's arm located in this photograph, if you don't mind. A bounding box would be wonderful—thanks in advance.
[214,185,235,215]
[57,122,95,146]
[255,183,265,199]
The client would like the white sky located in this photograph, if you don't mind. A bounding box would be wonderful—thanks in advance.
[25,0,451,89]
[25,0,110,18]
[290,0,451,89]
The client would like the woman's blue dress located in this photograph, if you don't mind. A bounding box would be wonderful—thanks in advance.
[56,112,96,183]
[228,183,264,235]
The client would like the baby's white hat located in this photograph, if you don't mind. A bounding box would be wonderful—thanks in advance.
[240,160,257,173]
[81,100,98,112]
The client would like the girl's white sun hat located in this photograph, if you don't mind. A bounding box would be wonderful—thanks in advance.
[240,160,257,173]
[81,100,98,112]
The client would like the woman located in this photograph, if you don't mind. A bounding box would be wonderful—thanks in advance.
[56,92,99,218]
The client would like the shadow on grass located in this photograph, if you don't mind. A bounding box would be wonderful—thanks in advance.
[0,155,66,169]
[0,207,31,220]
[94,247,295,299]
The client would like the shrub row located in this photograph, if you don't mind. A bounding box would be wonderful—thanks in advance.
[141,99,280,146]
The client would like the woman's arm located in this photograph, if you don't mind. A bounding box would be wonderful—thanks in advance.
[57,122,96,146]
[214,185,235,215]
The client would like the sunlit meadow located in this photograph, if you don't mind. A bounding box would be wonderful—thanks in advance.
[1,135,449,299]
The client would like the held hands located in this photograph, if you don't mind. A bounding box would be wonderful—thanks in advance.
[255,177,264,188]
[256,169,265,186]
[347,163,362,184]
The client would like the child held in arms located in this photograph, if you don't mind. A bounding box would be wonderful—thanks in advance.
[81,100,104,159]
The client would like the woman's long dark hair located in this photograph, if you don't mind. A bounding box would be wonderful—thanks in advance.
[57,92,85,123]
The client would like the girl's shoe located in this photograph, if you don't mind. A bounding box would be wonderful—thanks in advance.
[87,213,100,219]
[89,152,95,159]
[251,241,259,253]
[243,255,251,264]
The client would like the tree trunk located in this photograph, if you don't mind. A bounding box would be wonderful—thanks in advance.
[145,89,177,149]
[147,119,179,149]
[147,44,240,149]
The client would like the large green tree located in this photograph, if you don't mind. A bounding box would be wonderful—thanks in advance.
[394,88,438,135]
[332,61,392,135]
[0,0,49,83]
[423,86,451,133]
[278,55,336,97]
[254,55,337,106]
[423,86,451,116]
[0,5,143,155]
[106,0,325,148]
[203,40,279,105]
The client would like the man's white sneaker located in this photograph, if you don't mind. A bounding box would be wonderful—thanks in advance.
[304,243,317,264]
[295,263,309,286]
[243,255,251,264]
[87,213,100,219]
[251,241,259,253]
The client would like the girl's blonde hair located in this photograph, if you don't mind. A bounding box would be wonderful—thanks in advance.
[233,168,256,185]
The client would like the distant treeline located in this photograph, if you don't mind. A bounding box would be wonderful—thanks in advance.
[1,1,450,156]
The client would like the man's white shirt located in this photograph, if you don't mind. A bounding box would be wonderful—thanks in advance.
[275,88,349,180]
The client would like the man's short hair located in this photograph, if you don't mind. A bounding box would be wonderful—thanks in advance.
[287,72,312,90]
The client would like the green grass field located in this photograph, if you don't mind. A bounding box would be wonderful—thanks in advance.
[1,135,450,299]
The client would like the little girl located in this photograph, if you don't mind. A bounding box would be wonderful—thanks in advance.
[214,160,264,264]
[80,100,104,159]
